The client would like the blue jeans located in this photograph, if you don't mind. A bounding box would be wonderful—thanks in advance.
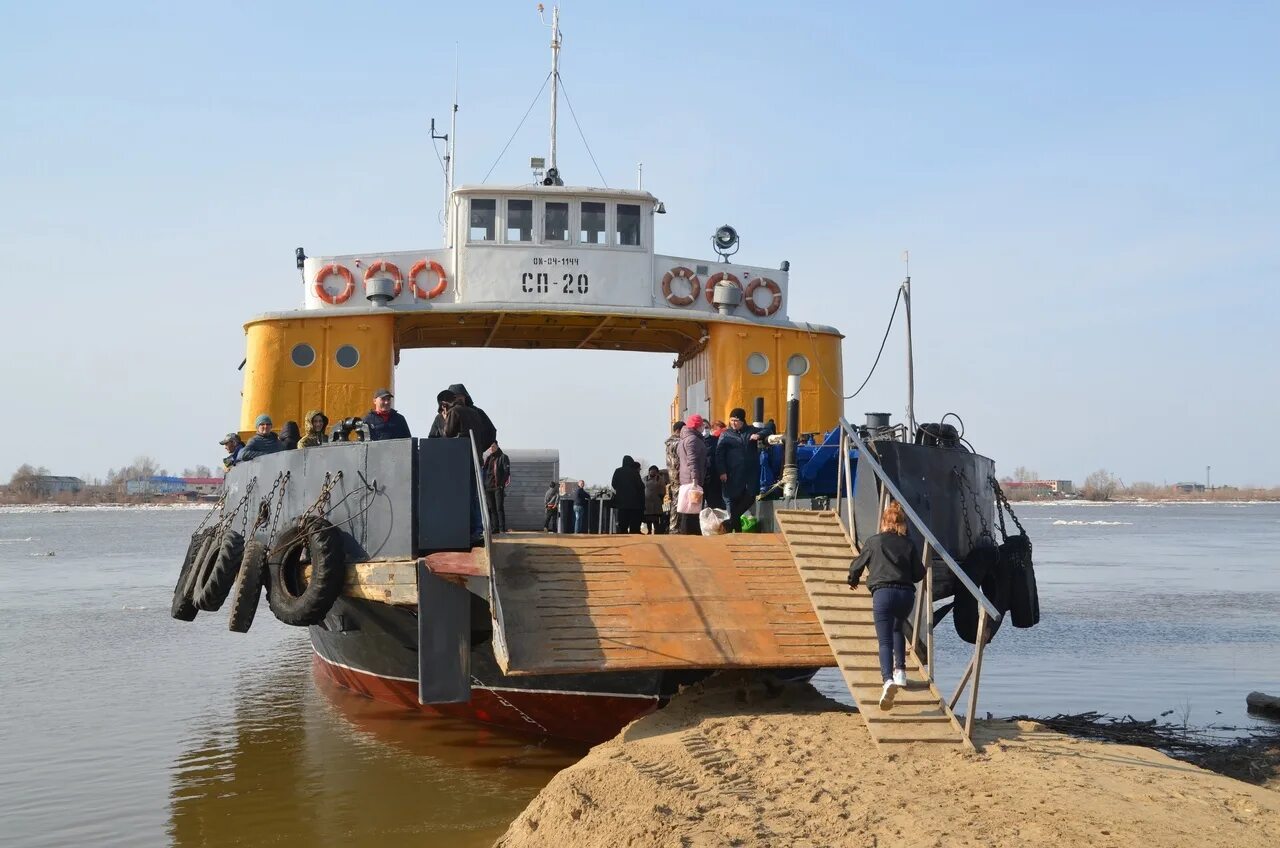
[872,585,915,682]
[574,505,586,533]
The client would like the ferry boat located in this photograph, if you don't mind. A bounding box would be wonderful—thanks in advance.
[170,7,1021,745]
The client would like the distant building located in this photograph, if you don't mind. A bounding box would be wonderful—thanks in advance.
[125,476,189,496]
[124,475,223,497]
[30,475,84,497]
[1003,479,1074,498]
[182,477,224,497]
[1174,482,1206,493]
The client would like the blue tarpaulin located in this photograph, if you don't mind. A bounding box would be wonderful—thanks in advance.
[756,428,856,497]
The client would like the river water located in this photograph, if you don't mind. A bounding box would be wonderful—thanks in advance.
[2,502,1279,846]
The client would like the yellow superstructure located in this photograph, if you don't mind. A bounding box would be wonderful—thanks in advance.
[240,309,843,439]
[240,314,396,435]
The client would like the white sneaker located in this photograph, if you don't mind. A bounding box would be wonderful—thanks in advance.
[879,680,898,711]
[893,668,908,688]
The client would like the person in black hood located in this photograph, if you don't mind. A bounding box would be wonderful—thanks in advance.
[848,500,924,712]
[435,382,496,453]
[610,455,645,534]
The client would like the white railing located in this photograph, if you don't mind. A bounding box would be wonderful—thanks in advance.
[834,417,1001,744]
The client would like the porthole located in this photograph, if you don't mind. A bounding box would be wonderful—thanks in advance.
[335,344,360,368]
[290,343,316,368]
[746,352,769,375]
[786,353,810,376]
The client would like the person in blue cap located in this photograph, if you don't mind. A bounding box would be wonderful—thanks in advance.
[239,414,283,461]
[363,388,412,440]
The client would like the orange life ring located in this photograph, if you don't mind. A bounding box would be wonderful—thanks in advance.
[314,264,355,305]
[363,260,403,298]
[409,259,448,299]
[744,277,783,316]
[661,266,699,307]
[704,271,742,305]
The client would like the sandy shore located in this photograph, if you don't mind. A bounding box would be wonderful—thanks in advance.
[495,675,1279,848]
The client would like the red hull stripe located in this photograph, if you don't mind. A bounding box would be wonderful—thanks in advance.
[311,650,658,743]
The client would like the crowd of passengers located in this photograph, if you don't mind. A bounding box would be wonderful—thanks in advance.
[590,407,774,537]
[220,384,503,545]
[222,387,774,539]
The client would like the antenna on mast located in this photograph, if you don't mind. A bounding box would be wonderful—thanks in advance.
[538,3,563,185]
[431,46,461,245]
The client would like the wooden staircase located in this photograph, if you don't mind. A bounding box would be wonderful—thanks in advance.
[774,509,972,751]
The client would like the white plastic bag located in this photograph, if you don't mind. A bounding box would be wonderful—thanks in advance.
[677,482,704,514]
[700,507,730,535]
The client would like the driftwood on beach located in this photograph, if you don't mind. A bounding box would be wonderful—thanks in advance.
[1018,710,1280,786]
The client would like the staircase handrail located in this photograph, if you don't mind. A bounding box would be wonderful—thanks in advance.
[838,417,1001,620]
[470,433,508,668]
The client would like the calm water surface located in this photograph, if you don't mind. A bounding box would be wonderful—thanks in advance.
[0,507,580,848]
[2,502,1279,846]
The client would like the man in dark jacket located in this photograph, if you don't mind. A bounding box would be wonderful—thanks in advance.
[220,433,244,469]
[715,408,759,532]
[432,390,485,544]
[544,482,560,532]
[610,455,646,534]
[482,442,511,534]
[363,389,412,440]
[239,414,283,461]
[573,480,590,533]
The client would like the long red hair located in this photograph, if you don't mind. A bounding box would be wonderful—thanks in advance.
[880,501,907,536]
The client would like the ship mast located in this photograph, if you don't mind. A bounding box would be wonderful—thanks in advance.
[541,3,562,181]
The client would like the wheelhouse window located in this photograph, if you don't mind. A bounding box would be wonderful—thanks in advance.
[616,203,641,247]
[469,199,496,241]
[544,201,569,242]
[507,198,533,242]
[580,201,606,244]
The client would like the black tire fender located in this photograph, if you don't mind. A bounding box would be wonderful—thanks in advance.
[228,539,268,633]
[194,528,245,612]
[266,516,345,627]
[171,528,215,621]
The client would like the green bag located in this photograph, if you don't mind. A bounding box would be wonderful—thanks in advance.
[739,514,759,533]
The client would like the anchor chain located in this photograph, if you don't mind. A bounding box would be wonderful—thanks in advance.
[953,468,994,548]
[989,475,1027,541]
[469,676,548,734]
[304,470,343,524]
[193,490,227,535]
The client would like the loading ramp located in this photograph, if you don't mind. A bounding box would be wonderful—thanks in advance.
[774,509,971,750]
[488,533,834,675]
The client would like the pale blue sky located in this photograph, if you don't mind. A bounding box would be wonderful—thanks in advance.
[2,1,1277,487]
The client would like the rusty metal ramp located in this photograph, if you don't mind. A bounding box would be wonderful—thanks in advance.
[488,533,836,676]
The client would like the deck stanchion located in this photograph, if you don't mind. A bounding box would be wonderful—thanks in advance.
[842,433,855,537]
[949,654,975,710]
[924,542,935,682]
[964,607,989,741]
[836,429,846,531]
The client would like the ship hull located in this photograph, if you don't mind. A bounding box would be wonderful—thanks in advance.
[309,596,816,744]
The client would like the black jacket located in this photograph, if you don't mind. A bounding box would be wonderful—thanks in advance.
[574,487,590,507]
[363,409,412,441]
[715,425,758,498]
[239,432,282,461]
[447,383,497,453]
[848,532,924,593]
[610,455,646,510]
[483,450,511,490]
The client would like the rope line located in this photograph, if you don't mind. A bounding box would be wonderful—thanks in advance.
[482,71,552,184]
[557,74,607,187]
[805,285,903,402]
